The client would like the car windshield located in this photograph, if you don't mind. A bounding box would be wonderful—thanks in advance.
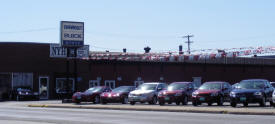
[85,87,103,93]
[112,86,133,92]
[137,84,158,91]
[167,83,188,91]
[237,80,265,89]
[199,83,222,90]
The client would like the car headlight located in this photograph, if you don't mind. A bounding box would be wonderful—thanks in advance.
[211,92,218,97]
[100,93,105,96]
[175,92,182,96]
[230,92,236,97]
[114,93,120,97]
[158,92,163,97]
[19,91,22,95]
[254,92,262,96]
[192,91,199,97]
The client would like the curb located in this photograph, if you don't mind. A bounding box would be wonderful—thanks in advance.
[28,104,275,116]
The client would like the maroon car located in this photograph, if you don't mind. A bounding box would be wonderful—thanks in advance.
[192,81,231,106]
[158,82,195,105]
[72,86,112,104]
[100,86,135,104]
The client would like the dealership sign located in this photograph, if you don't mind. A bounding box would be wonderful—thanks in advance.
[60,21,84,47]
[50,44,89,58]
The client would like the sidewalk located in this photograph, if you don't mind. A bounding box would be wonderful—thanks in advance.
[28,103,275,115]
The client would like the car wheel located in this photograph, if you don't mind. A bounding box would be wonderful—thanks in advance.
[122,96,128,104]
[159,100,165,106]
[208,102,212,106]
[217,96,224,106]
[260,97,266,107]
[243,102,248,107]
[152,96,157,105]
[130,101,135,105]
[101,99,107,104]
[192,101,198,106]
[176,101,181,105]
[168,102,172,104]
[269,100,274,106]
[182,96,188,105]
[94,95,100,104]
[230,102,237,107]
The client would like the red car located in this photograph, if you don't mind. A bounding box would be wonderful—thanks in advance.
[158,82,195,105]
[100,86,135,104]
[192,81,231,106]
[72,86,112,104]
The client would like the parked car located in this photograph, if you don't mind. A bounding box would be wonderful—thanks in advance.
[10,87,39,101]
[100,86,135,104]
[230,79,274,107]
[158,82,195,105]
[128,82,167,105]
[192,81,231,106]
[72,86,112,104]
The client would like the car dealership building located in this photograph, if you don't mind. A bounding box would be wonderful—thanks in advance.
[1,42,275,100]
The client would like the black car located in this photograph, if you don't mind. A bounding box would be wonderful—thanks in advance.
[158,82,195,105]
[230,79,274,107]
[10,87,39,101]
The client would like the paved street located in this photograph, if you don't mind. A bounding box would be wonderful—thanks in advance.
[0,101,275,124]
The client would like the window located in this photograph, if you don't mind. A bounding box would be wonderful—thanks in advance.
[89,80,100,88]
[12,73,33,89]
[134,80,144,87]
[56,78,75,93]
[105,80,115,89]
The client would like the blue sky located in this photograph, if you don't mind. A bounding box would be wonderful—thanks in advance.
[1,0,275,53]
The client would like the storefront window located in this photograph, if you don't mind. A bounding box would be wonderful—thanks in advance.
[56,78,74,93]
[12,73,33,89]
[89,80,100,88]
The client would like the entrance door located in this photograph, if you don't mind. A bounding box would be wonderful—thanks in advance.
[39,76,49,99]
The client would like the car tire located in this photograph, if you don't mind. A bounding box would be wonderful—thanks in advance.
[159,100,165,106]
[207,102,212,106]
[176,101,181,105]
[260,97,266,107]
[152,96,157,105]
[270,101,274,107]
[230,102,237,107]
[94,95,100,104]
[130,101,136,105]
[217,96,224,106]
[101,100,107,104]
[192,101,198,106]
[243,102,248,107]
[182,96,188,105]
[122,96,128,104]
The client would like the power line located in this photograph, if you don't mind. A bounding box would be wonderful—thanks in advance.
[0,28,57,34]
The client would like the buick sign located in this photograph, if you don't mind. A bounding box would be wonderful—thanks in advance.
[60,21,84,47]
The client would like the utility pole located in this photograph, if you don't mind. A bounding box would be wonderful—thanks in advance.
[182,35,194,54]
